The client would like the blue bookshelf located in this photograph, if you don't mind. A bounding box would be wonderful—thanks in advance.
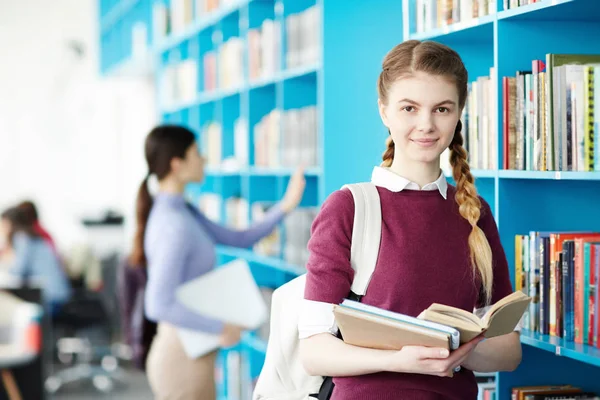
[99,0,600,398]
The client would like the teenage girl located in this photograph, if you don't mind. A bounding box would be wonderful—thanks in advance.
[298,40,522,400]
[130,125,305,400]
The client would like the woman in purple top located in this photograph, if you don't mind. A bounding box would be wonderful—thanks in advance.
[129,125,305,400]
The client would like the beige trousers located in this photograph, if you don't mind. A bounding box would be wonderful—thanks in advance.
[146,323,218,400]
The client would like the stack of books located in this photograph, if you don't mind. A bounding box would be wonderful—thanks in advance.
[334,291,531,351]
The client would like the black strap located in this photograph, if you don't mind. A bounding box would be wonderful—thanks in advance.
[315,291,363,400]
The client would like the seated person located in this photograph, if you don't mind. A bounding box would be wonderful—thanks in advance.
[17,200,59,255]
[0,207,71,315]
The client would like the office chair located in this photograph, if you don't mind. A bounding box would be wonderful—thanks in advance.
[44,254,131,394]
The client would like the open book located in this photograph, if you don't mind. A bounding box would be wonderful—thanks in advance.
[417,291,532,343]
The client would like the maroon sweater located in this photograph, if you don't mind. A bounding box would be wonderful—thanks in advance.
[304,185,513,400]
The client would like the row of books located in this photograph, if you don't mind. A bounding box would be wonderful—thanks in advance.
[159,22,319,108]
[413,0,495,34]
[215,349,253,400]
[161,60,197,106]
[203,37,245,92]
[463,68,498,170]
[502,55,600,172]
[197,193,318,269]
[511,385,599,399]
[515,231,600,346]
[159,37,244,108]
[153,0,240,41]
[478,381,496,400]
[254,106,319,169]
[248,19,281,81]
[286,6,320,69]
[253,205,318,269]
[502,0,542,11]
[201,121,224,168]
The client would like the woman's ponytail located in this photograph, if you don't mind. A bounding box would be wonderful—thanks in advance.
[130,174,153,267]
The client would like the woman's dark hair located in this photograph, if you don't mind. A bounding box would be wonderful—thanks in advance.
[1,207,40,245]
[129,125,196,267]
[17,200,39,225]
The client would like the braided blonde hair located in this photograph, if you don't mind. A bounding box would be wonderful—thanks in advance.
[377,40,493,305]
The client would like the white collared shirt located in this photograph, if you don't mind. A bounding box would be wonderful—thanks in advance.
[297,166,520,340]
[370,166,448,199]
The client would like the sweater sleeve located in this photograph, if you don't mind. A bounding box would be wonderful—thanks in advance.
[476,197,514,309]
[192,203,285,248]
[304,189,355,304]
[144,222,224,334]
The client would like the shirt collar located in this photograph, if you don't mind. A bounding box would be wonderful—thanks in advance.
[370,166,448,199]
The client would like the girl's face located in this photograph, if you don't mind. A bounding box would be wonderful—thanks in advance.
[378,70,461,167]
[172,142,205,184]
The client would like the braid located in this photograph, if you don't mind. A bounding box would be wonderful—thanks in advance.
[381,133,395,167]
[450,121,493,305]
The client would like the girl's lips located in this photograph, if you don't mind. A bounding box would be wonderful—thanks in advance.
[411,138,438,147]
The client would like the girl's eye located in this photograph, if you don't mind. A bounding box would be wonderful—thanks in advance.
[435,107,449,113]
[402,106,415,112]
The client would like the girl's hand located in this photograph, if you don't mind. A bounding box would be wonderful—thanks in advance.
[219,324,244,348]
[281,166,306,213]
[384,335,485,377]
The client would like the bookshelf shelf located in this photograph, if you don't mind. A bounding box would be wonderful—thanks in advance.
[472,169,498,179]
[161,64,321,114]
[498,170,600,181]
[408,14,495,42]
[245,166,323,177]
[100,0,141,32]
[204,167,323,178]
[155,0,251,54]
[216,245,305,277]
[279,63,320,81]
[496,0,600,21]
[520,330,600,368]
[241,332,267,354]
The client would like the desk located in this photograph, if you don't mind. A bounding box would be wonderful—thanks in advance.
[0,287,46,400]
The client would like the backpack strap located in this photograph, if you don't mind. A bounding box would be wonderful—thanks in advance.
[315,183,382,400]
[341,183,382,297]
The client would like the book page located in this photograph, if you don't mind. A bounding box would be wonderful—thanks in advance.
[482,296,531,338]
[418,309,484,343]
[481,291,530,323]
[424,303,484,327]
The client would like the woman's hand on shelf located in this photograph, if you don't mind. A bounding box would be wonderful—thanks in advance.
[281,166,307,213]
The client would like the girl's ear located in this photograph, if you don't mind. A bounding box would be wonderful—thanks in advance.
[169,157,182,176]
[378,98,390,128]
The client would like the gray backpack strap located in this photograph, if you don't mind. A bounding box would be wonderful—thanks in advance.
[341,183,382,297]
